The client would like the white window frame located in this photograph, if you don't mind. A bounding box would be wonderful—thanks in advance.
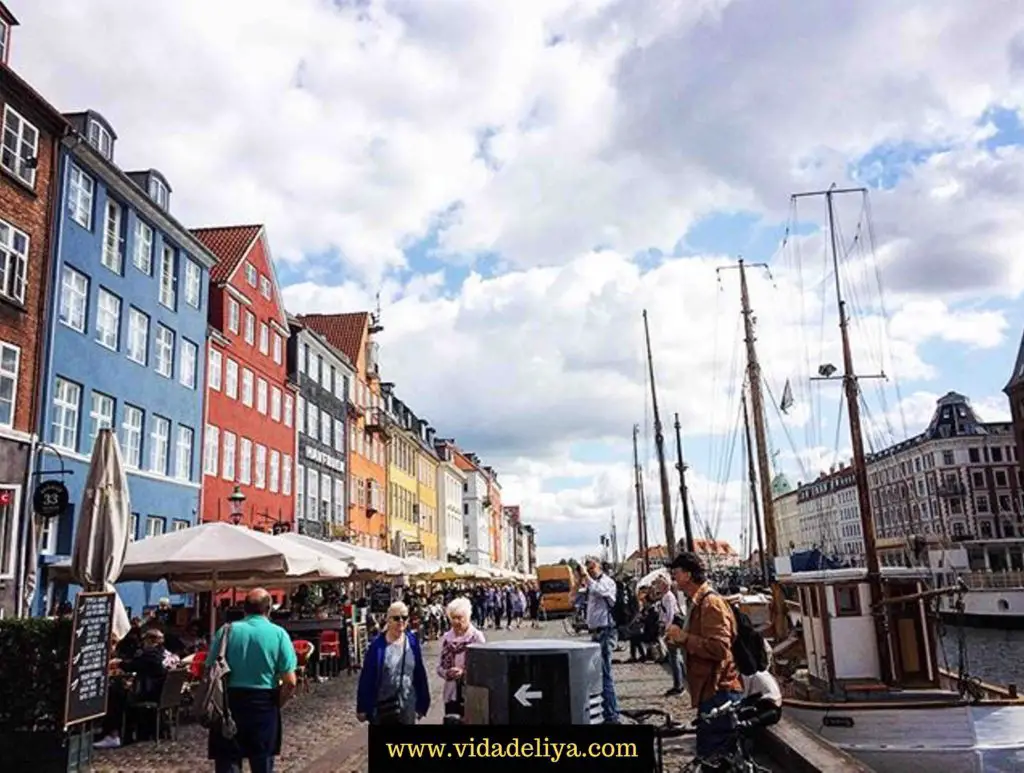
[245,262,257,287]
[183,258,201,308]
[145,516,165,539]
[159,245,176,308]
[133,219,153,274]
[254,444,266,489]
[121,404,142,468]
[257,378,267,415]
[269,450,280,493]
[296,464,305,517]
[334,418,345,453]
[283,454,292,496]
[175,425,193,481]
[149,415,170,475]
[87,119,113,159]
[148,176,169,209]
[208,348,222,390]
[0,342,18,428]
[270,387,281,422]
[101,200,123,274]
[272,332,282,364]
[334,477,345,523]
[88,391,114,450]
[225,358,238,399]
[51,377,81,451]
[68,164,94,229]
[155,325,174,377]
[222,431,236,481]
[95,288,120,350]
[239,437,252,484]
[179,339,197,389]
[259,322,269,355]
[2,105,39,187]
[306,402,317,440]
[284,394,294,427]
[320,411,331,446]
[306,469,319,521]
[0,218,29,304]
[244,311,255,345]
[320,473,332,521]
[259,275,271,299]
[227,298,240,334]
[127,307,148,364]
[203,424,219,477]
[59,266,88,332]
[241,368,254,407]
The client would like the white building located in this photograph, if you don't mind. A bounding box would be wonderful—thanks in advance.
[461,464,491,567]
[794,463,862,563]
[434,441,467,562]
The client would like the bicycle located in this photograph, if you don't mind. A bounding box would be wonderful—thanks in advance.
[621,697,776,773]
[562,604,587,636]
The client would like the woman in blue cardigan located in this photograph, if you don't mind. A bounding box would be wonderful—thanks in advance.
[357,601,431,724]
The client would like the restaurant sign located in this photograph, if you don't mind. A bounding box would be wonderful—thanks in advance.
[64,591,115,728]
[304,444,345,473]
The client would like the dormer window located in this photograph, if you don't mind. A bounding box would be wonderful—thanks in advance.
[244,262,257,287]
[87,120,113,159]
[1,106,39,188]
[0,20,8,66]
[148,176,168,209]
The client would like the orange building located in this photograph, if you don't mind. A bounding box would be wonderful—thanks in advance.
[301,312,388,550]
[484,466,503,566]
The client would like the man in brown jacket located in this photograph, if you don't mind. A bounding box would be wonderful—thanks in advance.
[666,552,743,765]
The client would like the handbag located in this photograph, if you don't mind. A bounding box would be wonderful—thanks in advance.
[195,624,237,740]
[375,637,408,725]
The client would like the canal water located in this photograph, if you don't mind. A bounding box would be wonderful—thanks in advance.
[938,625,1024,687]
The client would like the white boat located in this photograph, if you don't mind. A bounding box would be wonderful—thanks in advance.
[778,562,1024,773]
[930,541,1024,629]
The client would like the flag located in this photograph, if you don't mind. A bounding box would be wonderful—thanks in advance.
[780,379,794,414]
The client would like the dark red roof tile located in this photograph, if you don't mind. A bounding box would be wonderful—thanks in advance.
[300,312,368,365]
[190,225,263,284]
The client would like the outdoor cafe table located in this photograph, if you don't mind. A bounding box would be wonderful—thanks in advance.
[278,617,354,675]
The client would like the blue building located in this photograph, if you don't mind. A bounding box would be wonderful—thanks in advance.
[34,110,216,617]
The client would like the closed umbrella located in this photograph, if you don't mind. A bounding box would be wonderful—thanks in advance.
[70,428,131,639]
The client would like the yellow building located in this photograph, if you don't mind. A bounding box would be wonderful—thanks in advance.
[415,444,440,560]
[387,430,420,554]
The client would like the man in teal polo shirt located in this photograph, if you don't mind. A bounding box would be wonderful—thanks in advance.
[207,588,298,773]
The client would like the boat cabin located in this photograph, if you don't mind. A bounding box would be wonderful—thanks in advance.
[777,562,941,697]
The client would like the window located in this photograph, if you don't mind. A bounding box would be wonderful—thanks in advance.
[244,311,255,345]
[173,519,189,532]
[259,323,269,355]
[208,348,222,390]
[969,448,980,463]
[334,478,345,523]
[334,418,345,452]
[834,586,861,617]
[59,266,88,331]
[241,368,254,407]
[239,438,252,484]
[309,353,319,383]
[283,454,292,496]
[204,425,219,476]
[296,464,305,517]
[321,473,332,520]
[222,431,236,480]
[101,201,123,273]
[271,387,281,422]
[321,411,331,446]
[284,395,294,427]
[175,426,193,481]
[183,258,201,308]
[51,377,80,451]
[307,469,319,521]
[155,325,174,377]
[68,164,94,228]
[128,513,138,542]
[159,246,176,308]
[87,119,113,159]
[145,516,165,539]
[121,405,142,468]
[0,20,7,66]
[942,450,955,466]
[259,275,271,299]
[299,343,306,374]
[227,298,240,333]
[0,343,17,426]
[127,308,148,364]
[0,219,29,304]
[296,397,304,432]
[88,392,114,449]
[255,444,266,489]
[993,447,1004,463]
[996,470,1008,487]
[148,176,168,209]
[257,379,267,414]
[245,262,257,287]
[149,416,170,474]
[95,289,121,350]
[307,403,318,440]
[272,332,282,364]
[269,450,280,493]
[2,105,39,186]
[225,359,238,399]
[179,339,197,388]
[133,220,153,273]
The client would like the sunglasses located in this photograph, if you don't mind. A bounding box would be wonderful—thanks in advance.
[390,615,408,622]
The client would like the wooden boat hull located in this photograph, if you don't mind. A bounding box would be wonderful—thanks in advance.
[784,700,1024,773]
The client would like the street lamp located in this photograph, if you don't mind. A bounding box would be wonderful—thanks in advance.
[228,484,246,526]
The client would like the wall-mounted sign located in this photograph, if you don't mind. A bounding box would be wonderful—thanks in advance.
[34,479,69,519]
[304,444,345,473]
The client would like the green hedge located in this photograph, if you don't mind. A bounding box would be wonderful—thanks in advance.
[0,617,72,732]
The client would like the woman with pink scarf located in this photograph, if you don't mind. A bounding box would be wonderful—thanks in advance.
[437,596,485,722]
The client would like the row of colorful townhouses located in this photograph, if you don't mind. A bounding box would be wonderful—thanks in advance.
[0,7,536,619]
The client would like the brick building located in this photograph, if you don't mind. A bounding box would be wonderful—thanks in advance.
[0,6,69,615]
[192,225,295,531]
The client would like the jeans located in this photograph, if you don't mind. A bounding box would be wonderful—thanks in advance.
[696,690,744,762]
[666,647,685,690]
[593,626,619,721]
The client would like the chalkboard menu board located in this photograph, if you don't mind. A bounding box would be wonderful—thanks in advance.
[369,584,393,614]
[64,591,115,728]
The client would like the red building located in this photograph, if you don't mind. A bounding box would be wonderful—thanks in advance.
[192,225,296,531]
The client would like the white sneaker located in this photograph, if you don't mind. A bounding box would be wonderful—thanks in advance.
[94,735,121,749]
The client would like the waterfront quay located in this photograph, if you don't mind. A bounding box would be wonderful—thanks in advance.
[89,620,866,773]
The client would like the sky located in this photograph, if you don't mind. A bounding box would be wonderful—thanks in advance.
[13,0,1024,565]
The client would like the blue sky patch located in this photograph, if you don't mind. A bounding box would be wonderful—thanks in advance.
[979,105,1024,151]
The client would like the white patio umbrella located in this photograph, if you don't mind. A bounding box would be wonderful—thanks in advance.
[70,429,131,639]
[278,532,406,576]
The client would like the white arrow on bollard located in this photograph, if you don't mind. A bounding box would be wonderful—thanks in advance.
[514,683,544,707]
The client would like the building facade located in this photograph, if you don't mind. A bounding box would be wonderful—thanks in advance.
[524,524,536,574]
[1005,330,1024,480]
[794,463,858,561]
[454,449,491,566]
[772,487,801,556]
[413,421,439,560]
[192,225,294,532]
[288,318,351,539]
[502,505,519,571]
[0,9,68,616]
[484,466,502,566]
[434,439,466,562]
[37,111,215,615]
[301,312,387,550]
[382,387,420,557]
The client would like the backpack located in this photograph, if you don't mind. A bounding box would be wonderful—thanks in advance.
[194,624,237,739]
[729,603,769,677]
[607,577,629,628]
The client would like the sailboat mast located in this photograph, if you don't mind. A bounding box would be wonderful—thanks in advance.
[643,310,677,559]
[610,510,620,567]
[742,391,769,582]
[673,413,696,553]
[632,423,651,575]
